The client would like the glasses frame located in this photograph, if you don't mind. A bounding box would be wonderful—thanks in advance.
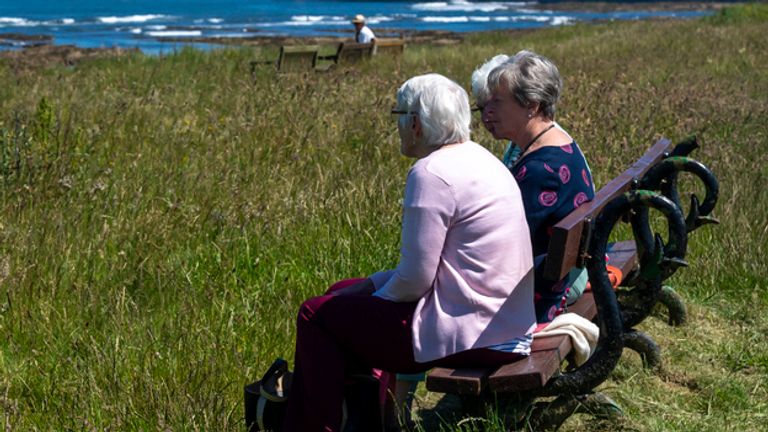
[391,109,415,115]
[391,106,482,115]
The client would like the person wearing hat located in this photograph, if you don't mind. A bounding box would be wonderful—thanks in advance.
[351,14,375,44]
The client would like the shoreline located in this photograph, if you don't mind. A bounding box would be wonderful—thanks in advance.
[0,2,729,70]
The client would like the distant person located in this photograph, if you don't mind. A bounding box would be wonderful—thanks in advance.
[351,14,375,44]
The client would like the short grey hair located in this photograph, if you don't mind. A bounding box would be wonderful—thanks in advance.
[395,73,471,148]
[487,50,563,120]
[471,54,509,107]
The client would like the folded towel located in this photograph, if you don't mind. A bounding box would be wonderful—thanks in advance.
[533,312,599,366]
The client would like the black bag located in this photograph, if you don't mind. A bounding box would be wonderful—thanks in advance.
[244,358,292,432]
[244,359,382,432]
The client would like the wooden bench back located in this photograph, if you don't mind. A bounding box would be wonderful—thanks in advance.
[373,38,406,56]
[277,45,319,73]
[542,138,673,281]
[336,42,374,64]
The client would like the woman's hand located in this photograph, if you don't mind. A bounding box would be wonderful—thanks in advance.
[331,278,375,296]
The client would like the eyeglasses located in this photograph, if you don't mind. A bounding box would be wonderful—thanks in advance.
[391,109,415,115]
[392,107,482,115]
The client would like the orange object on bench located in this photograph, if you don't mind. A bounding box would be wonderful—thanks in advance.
[583,264,624,293]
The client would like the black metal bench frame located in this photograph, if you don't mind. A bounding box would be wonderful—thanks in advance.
[424,137,719,430]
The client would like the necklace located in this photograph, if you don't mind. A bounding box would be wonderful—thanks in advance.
[520,123,556,157]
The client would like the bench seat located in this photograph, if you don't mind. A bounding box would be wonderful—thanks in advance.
[425,240,637,396]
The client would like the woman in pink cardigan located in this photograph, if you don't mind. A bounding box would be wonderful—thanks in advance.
[283,73,536,432]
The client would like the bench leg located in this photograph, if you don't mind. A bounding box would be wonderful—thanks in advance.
[526,393,623,431]
[623,329,662,371]
[658,285,687,326]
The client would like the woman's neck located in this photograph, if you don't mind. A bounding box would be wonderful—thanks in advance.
[518,120,555,156]
[417,140,468,159]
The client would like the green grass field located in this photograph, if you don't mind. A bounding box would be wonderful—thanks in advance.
[1,4,766,431]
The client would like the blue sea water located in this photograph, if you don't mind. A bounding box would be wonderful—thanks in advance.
[0,1,711,54]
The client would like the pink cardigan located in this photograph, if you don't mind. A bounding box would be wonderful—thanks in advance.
[371,141,536,363]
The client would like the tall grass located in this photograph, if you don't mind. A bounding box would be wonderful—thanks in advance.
[1,4,766,430]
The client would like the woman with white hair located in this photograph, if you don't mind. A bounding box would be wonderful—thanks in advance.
[282,73,536,431]
[479,50,596,323]
[471,53,510,139]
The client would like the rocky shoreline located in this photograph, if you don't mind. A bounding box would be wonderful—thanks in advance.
[0,33,53,47]
[0,28,466,71]
[0,2,728,70]
[0,44,139,71]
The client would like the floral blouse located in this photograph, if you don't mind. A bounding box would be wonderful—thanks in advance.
[507,141,595,322]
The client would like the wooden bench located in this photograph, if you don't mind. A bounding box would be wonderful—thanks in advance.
[250,36,407,76]
[372,37,406,56]
[289,38,404,72]
[249,45,321,75]
[276,45,319,73]
[314,42,375,69]
[335,42,374,64]
[425,139,679,424]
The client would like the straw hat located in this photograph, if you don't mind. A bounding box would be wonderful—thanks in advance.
[351,14,366,24]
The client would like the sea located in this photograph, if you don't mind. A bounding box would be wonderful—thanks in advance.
[0,0,713,54]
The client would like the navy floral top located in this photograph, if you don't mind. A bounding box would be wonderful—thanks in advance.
[506,141,595,322]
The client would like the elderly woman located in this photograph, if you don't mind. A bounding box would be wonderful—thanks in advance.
[477,50,596,323]
[283,73,536,431]
[471,54,510,146]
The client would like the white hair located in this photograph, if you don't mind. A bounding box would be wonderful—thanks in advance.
[471,54,509,107]
[395,73,471,148]
[487,50,563,120]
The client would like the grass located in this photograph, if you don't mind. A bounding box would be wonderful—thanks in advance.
[1,3,767,430]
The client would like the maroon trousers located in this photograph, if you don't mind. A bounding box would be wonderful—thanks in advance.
[283,281,524,432]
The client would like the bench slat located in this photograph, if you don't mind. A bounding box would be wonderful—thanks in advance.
[426,367,489,396]
[530,333,573,352]
[606,240,638,282]
[336,42,374,64]
[487,336,572,392]
[425,334,575,396]
[278,45,320,73]
[373,38,406,56]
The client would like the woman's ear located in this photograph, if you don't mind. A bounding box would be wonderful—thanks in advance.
[412,115,422,137]
[527,102,541,116]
